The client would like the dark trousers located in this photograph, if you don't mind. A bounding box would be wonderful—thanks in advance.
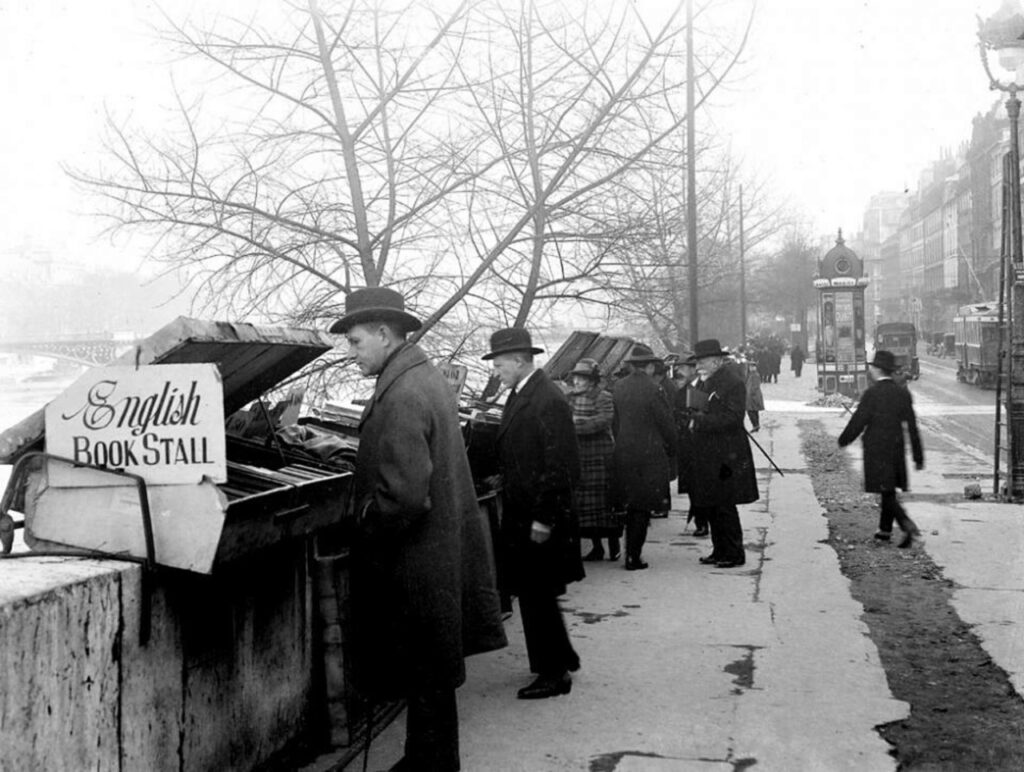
[879,491,917,535]
[519,588,578,676]
[689,502,712,531]
[403,687,459,771]
[625,507,650,560]
[708,503,745,562]
[747,410,760,429]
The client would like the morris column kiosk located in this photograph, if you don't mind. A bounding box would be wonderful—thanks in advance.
[813,230,869,397]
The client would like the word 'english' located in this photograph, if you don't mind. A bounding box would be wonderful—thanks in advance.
[61,379,203,436]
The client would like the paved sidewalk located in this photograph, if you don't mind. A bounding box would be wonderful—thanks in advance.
[340,395,910,771]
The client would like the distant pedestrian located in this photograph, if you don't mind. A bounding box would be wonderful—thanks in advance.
[790,344,805,378]
[838,349,924,548]
[672,353,709,538]
[333,288,507,771]
[687,339,759,568]
[739,353,764,432]
[611,344,677,570]
[567,358,620,562]
[485,327,583,700]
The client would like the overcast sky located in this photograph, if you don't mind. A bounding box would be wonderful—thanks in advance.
[0,0,1006,275]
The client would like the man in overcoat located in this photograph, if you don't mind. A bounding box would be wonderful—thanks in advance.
[485,327,584,699]
[334,288,507,771]
[838,349,924,547]
[673,353,710,537]
[687,339,759,568]
[611,344,677,569]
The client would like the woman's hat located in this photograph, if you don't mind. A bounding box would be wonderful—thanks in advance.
[569,358,601,379]
[625,343,661,364]
[693,338,728,359]
[869,350,897,373]
[329,287,422,334]
[482,327,544,360]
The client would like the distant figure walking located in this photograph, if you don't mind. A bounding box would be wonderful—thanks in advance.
[790,344,805,378]
[838,350,924,548]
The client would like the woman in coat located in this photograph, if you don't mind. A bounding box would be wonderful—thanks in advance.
[838,350,924,547]
[567,358,619,561]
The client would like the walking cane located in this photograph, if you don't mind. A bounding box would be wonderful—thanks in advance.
[746,429,785,476]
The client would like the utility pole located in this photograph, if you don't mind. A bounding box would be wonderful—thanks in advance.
[739,184,746,344]
[686,0,699,347]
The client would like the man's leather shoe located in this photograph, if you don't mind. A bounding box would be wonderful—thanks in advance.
[873,530,892,541]
[714,558,746,568]
[624,557,648,570]
[692,527,709,537]
[698,554,720,564]
[897,529,921,549]
[517,673,571,699]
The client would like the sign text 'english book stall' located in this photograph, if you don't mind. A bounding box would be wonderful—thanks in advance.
[45,364,227,487]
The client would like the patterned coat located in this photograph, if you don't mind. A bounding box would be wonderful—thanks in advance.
[497,369,585,596]
[611,371,677,511]
[568,386,616,534]
[349,343,507,701]
[688,365,760,507]
[838,377,923,492]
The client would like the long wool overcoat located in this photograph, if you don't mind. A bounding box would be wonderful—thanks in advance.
[611,371,677,511]
[349,343,507,701]
[838,377,924,492]
[497,369,584,597]
[688,365,759,507]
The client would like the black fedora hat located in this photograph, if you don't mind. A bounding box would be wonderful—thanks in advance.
[693,338,728,359]
[329,287,422,334]
[482,327,544,360]
[625,343,663,364]
[869,349,897,373]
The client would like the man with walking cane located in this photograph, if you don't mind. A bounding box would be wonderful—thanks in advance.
[685,339,760,568]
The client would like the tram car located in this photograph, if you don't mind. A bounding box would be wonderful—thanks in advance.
[874,322,919,379]
[954,301,1006,387]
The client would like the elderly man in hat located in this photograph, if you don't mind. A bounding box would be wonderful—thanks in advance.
[839,349,924,547]
[332,288,506,771]
[687,338,759,568]
[485,327,583,699]
[611,343,678,569]
[672,352,710,538]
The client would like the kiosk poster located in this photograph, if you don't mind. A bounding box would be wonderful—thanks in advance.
[835,293,855,363]
[45,363,227,487]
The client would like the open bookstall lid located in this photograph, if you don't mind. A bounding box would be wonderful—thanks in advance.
[542,330,637,382]
[0,316,337,464]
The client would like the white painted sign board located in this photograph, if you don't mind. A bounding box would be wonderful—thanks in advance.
[45,364,227,487]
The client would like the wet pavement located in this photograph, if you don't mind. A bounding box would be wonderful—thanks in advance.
[321,363,1023,772]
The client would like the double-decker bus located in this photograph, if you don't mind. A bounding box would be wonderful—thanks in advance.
[953,301,1006,387]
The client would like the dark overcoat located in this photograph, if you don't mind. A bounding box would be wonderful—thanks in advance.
[497,369,585,596]
[838,377,924,492]
[349,343,507,701]
[688,365,759,507]
[611,371,677,511]
[672,375,699,493]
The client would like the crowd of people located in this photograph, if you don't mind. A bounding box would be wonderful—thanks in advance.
[329,287,924,772]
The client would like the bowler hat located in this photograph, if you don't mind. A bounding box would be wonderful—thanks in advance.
[869,350,897,373]
[569,358,601,379]
[329,287,422,334]
[482,327,544,360]
[625,343,661,364]
[693,338,728,359]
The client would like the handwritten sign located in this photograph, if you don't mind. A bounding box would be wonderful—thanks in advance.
[45,364,227,487]
[438,363,468,401]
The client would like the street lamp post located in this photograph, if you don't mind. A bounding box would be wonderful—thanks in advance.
[979,0,1024,499]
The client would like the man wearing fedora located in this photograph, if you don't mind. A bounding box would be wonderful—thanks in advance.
[838,349,924,547]
[331,287,507,771]
[611,343,677,570]
[687,338,759,568]
[484,327,584,699]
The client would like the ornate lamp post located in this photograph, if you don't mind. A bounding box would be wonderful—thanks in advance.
[979,0,1024,498]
